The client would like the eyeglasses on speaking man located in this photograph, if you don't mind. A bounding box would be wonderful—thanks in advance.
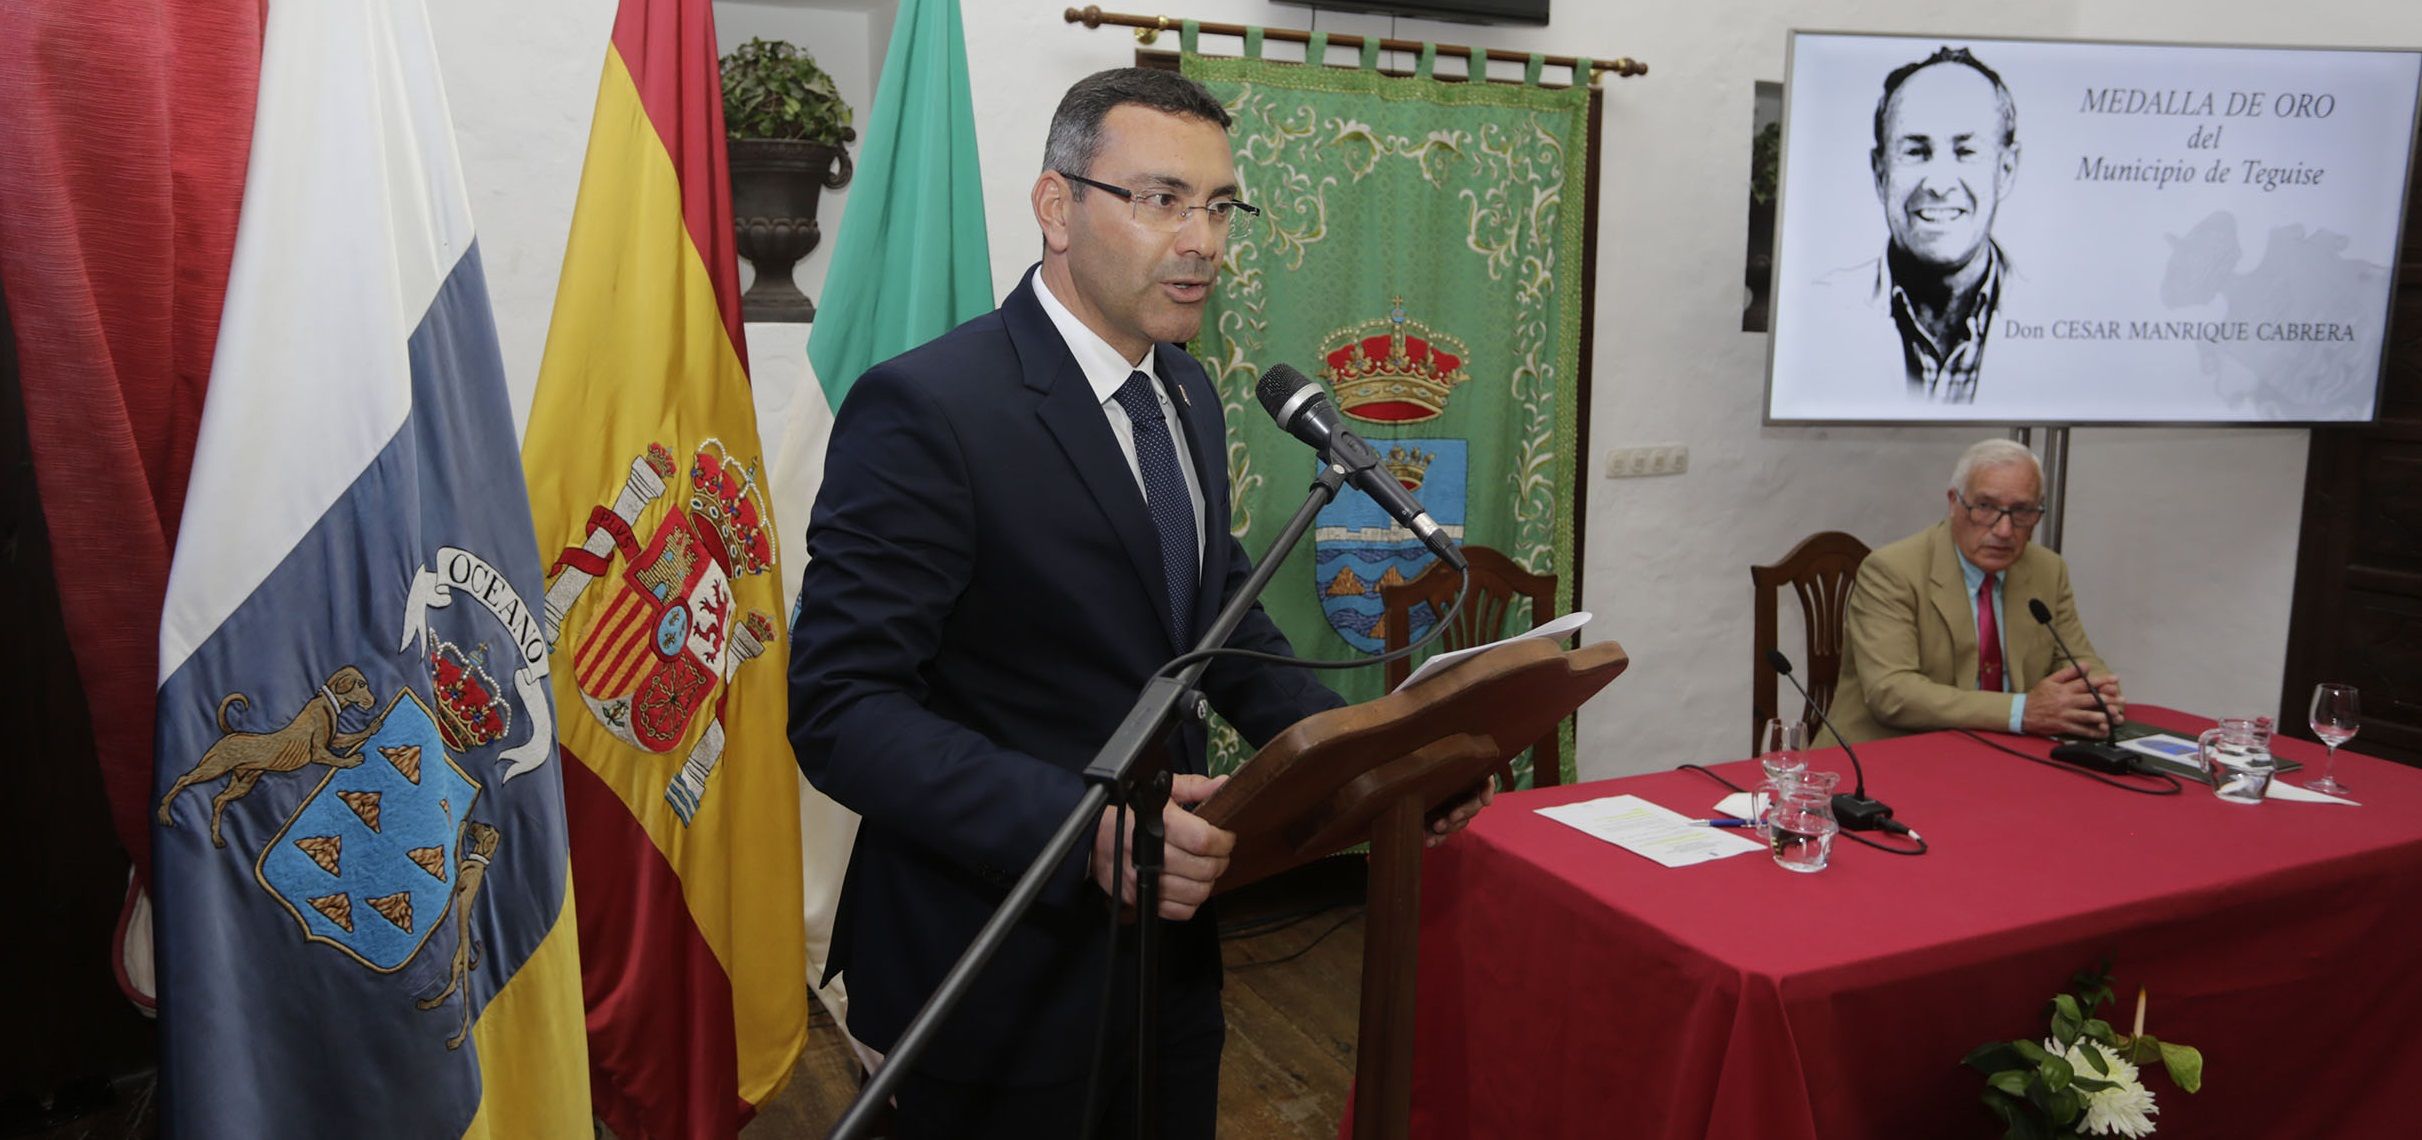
[1059,171,1262,238]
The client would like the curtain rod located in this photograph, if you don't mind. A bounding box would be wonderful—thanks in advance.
[1062,5,1647,82]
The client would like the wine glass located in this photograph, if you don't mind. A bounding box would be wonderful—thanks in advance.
[2306,683,2359,796]
[1760,716,1808,765]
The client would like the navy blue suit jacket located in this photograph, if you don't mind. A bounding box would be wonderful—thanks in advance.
[788,269,1344,1084]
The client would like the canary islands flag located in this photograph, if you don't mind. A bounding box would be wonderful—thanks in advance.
[151,0,589,1135]
[523,0,809,1133]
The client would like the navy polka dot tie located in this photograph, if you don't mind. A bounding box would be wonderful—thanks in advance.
[1112,371,1197,645]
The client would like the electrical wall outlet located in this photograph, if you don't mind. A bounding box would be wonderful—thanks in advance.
[1604,444,1689,478]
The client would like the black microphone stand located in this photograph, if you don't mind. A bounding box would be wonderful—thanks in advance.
[1767,649,1896,832]
[827,462,1351,1140]
[2027,599,2137,774]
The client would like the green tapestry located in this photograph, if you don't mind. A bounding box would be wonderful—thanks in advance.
[1182,50,1592,785]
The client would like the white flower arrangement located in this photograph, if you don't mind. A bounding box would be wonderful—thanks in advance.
[1966,963,2202,1139]
[2049,1038,2157,1137]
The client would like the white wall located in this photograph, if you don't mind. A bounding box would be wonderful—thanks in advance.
[428,0,615,430]
[430,0,2419,780]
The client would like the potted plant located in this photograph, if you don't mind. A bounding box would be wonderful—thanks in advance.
[721,37,856,322]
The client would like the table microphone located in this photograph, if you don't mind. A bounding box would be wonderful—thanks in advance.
[2025,598,2138,775]
[1766,650,1898,833]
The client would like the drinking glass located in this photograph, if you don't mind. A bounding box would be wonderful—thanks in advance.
[2196,717,2267,777]
[2306,683,2360,796]
[1752,718,1809,837]
[2209,749,2277,804]
[1766,783,1839,874]
[2200,720,2277,804]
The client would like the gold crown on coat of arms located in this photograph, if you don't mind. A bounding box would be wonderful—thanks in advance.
[687,441,774,577]
[1318,298,1471,424]
[1381,446,1435,491]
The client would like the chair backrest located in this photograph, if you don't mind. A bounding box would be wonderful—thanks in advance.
[1380,545,1565,787]
[1751,530,1871,753]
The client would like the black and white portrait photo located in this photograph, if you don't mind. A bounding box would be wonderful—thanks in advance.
[1810,47,2021,403]
[1767,33,2419,424]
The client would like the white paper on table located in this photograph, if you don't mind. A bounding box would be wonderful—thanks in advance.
[1714,791,1759,820]
[2266,778,2361,806]
[1394,610,1593,692]
[1534,793,1764,868]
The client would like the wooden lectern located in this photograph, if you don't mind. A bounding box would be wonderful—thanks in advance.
[1199,638,1630,1138]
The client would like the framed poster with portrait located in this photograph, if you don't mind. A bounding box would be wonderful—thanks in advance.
[1764,31,2422,425]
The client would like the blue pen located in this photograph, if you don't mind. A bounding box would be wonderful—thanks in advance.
[1685,817,1755,829]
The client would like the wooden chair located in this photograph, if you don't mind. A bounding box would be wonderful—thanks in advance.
[1751,531,1871,753]
[1380,545,1565,787]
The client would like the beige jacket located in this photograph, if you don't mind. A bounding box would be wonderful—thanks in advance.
[1822,520,2105,746]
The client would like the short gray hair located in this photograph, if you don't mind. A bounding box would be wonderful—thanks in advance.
[1874,47,2018,157]
[1949,439,2042,497]
[1042,68,1232,192]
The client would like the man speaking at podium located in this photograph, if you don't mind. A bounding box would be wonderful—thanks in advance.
[1824,439,2125,745]
[790,69,1485,1138]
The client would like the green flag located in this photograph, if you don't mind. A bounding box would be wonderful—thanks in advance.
[805,0,993,407]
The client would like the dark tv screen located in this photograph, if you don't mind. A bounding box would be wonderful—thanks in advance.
[1275,0,1549,28]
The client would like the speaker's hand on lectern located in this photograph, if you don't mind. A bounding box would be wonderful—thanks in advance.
[1090,774,1237,921]
[1424,775,1497,849]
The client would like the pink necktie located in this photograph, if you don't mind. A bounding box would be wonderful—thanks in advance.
[1977,573,2005,692]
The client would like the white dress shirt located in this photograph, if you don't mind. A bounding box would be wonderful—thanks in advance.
[1032,271,1207,568]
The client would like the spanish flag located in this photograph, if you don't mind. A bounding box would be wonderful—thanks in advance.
[523,0,808,1133]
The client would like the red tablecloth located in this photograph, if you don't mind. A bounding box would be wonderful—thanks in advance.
[1398,708,2422,1139]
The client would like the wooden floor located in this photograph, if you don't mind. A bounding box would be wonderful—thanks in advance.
[16,866,1368,1140]
[746,864,1369,1139]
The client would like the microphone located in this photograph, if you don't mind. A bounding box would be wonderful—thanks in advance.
[1256,364,1467,571]
[1766,649,1899,833]
[2025,599,2137,774]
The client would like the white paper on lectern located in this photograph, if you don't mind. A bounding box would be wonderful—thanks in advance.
[1535,794,1765,868]
[1393,610,1593,692]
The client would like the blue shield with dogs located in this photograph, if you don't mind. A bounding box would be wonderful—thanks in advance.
[255,691,481,971]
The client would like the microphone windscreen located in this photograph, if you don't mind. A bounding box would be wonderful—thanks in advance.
[1766,649,1794,676]
[1256,363,1314,421]
[2027,598,2054,625]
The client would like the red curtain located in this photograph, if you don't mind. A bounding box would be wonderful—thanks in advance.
[0,0,264,875]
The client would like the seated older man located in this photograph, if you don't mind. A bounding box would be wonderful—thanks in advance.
[1823,439,2123,745]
